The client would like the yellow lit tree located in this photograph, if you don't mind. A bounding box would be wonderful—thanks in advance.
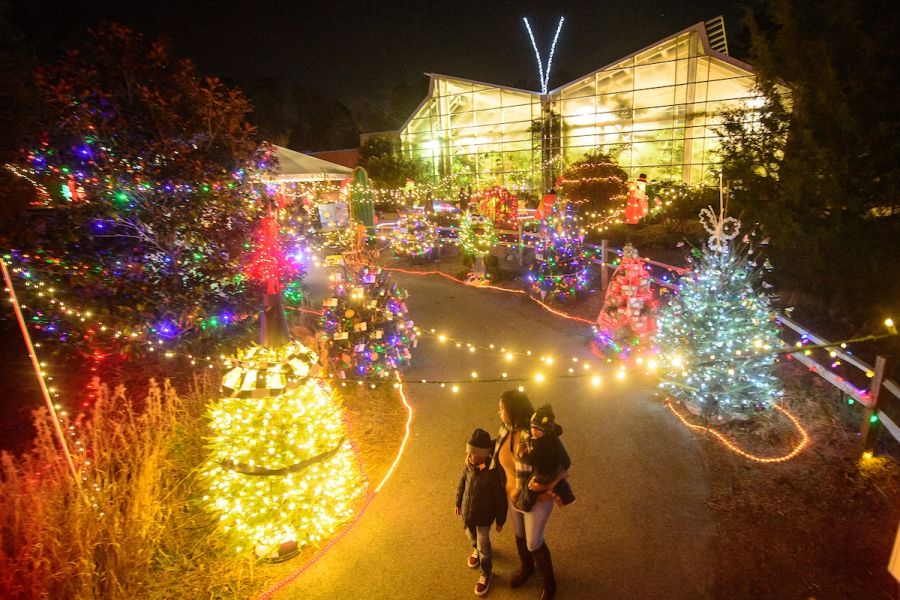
[203,341,364,558]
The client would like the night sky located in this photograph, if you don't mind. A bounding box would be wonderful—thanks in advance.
[11,0,756,110]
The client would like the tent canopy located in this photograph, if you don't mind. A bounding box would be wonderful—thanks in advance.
[271,145,353,182]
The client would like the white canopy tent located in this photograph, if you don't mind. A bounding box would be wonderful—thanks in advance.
[270,145,353,182]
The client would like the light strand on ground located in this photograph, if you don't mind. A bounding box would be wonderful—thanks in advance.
[665,399,810,463]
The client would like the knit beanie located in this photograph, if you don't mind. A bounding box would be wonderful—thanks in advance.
[466,428,492,457]
[530,404,556,431]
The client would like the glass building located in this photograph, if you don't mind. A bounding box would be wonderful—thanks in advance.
[400,18,761,190]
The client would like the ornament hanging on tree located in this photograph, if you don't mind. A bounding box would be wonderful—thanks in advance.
[319,264,416,379]
[657,204,782,422]
[593,243,659,359]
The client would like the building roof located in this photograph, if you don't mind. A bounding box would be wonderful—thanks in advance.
[270,145,354,182]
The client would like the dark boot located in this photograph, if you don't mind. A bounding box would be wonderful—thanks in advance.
[509,535,534,587]
[532,542,557,600]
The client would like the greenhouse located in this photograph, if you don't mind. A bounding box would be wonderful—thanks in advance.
[400,18,762,190]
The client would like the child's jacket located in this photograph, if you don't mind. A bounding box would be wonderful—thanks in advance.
[455,461,508,528]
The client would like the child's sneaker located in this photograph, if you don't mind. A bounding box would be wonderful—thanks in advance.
[474,572,491,596]
[467,548,480,568]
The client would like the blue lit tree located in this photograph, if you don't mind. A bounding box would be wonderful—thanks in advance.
[657,206,782,422]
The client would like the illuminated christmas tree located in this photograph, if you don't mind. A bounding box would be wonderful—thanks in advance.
[526,202,589,300]
[594,244,658,358]
[392,206,436,259]
[657,206,782,422]
[319,264,416,379]
[203,341,364,558]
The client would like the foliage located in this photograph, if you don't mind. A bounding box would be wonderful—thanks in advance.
[719,0,900,325]
[561,148,628,215]
[0,379,260,599]
[358,136,428,189]
[657,238,783,422]
[9,23,272,348]
[526,204,589,301]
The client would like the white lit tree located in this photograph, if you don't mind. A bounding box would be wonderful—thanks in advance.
[657,205,782,422]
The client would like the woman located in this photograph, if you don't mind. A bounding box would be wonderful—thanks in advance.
[491,390,563,600]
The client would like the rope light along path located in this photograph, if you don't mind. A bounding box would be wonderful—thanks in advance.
[258,372,414,599]
[665,399,810,463]
[384,266,596,325]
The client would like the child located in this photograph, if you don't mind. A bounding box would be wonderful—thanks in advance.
[520,404,575,508]
[455,428,507,597]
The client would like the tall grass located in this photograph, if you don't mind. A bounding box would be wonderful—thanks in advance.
[0,377,261,599]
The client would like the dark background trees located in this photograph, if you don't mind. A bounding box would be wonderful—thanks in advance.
[719,0,900,335]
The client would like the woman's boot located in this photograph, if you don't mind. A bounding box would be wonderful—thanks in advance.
[532,542,557,600]
[509,535,534,587]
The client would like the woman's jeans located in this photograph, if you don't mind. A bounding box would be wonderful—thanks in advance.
[465,525,493,575]
[508,496,554,551]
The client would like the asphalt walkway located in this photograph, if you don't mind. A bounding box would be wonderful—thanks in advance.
[275,266,714,599]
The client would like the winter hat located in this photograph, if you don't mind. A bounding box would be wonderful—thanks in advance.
[467,428,492,457]
[530,404,556,431]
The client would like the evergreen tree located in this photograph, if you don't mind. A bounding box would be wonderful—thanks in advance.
[657,210,782,422]
[719,0,900,325]
[526,203,589,301]
[319,264,416,379]
[392,206,436,259]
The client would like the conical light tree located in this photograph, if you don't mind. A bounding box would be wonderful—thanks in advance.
[657,206,782,422]
[203,213,363,558]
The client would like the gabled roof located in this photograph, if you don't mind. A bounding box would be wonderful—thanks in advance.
[548,20,754,94]
[400,19,756,133]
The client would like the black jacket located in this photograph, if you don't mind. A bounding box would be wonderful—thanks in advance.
[455,462,508,528]
[525,424,570,485]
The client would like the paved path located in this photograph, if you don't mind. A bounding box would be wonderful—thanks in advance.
[276,267,714,599]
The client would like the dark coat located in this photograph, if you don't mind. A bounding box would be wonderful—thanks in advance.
[525,424,571,485]
[455,462,508,528]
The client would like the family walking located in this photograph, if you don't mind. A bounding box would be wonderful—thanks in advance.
[455,390,574,598]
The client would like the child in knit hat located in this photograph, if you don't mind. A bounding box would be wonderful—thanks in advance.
[521,404,575,507]
[455,428,507,596]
